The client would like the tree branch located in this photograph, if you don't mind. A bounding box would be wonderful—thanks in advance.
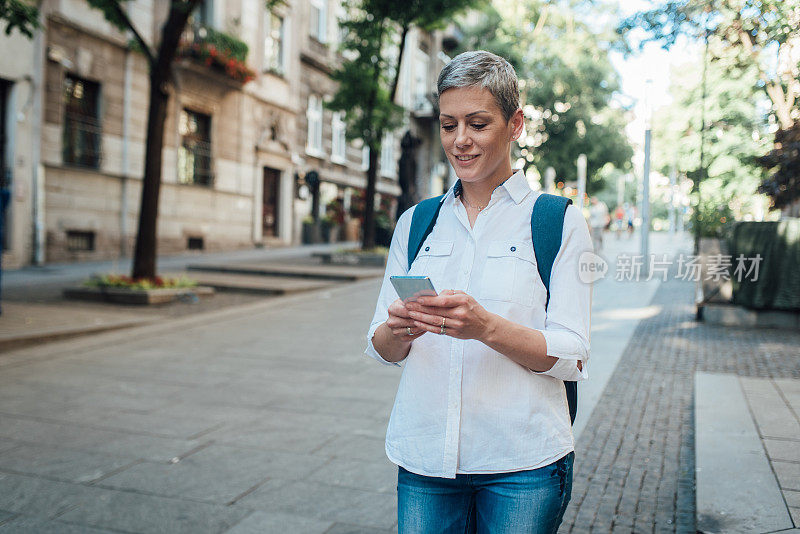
[737,27,793,129]
[389,23,409,105]
[107,0,156,65]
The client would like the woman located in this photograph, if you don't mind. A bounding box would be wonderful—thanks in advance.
[365,51,592,533]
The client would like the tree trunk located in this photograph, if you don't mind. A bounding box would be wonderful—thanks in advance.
[362,144,379,249]
[359,19,385,251]
[131,0,200,279]
[131,76,170,279]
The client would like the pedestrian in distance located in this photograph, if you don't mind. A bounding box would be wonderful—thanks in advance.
[365,51,592,534]
[588,196,609,253]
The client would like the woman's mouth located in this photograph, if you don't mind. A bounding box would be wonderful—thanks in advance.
[455,154,479,162]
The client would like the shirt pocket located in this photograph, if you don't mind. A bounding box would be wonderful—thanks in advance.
[479,240,538,306]
[408,240,454,292]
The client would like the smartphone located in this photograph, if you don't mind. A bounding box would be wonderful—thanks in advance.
[390,275,438,302]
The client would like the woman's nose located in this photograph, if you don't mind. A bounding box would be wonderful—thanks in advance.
[455,125,471,147]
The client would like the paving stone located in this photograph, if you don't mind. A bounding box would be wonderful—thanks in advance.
[775,379,800,416]
[741,377,800,441]
[785,489,800,508]
[772,460,800,491]
[0,510,15,524]
[763,438,800,463]
[268,393,389,421]
[791,507,800,526]
[202,421,339,455]
[237,480,397,530]
[57,488,251,534]
[0,472,97,517]
[0,515,116,533]
[0,440,18,456]
[309,457,397,494]
[90,410,226,440]
[323,523,396,534]
[0,443,133,483]
[99,443,329,503]
[224,511,333,534]
[312,434,388,463]
[0,414,201,462]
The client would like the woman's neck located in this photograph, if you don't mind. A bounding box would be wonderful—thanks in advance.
[460,166,516,207]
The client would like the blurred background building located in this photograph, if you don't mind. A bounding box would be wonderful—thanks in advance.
[0,0,453,269]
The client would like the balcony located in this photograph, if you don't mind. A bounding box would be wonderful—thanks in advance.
[178,24,256,86]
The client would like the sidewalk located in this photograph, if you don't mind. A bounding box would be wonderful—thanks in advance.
[561,260,800,533]
[0,231,797,532]
[0,242,364,350]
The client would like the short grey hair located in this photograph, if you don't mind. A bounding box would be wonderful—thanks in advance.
[436,51,520,122]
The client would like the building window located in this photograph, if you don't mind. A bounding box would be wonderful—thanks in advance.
[331,111,346,163]
[178,109,213,186]
[306,95,323,156]
[310,0,327,43]
[361,145,369,171]
[66,230,95,252]
[264,12,286,74]
[195,0,214,27]
[414,47,430,111]
[380,132,395,177]
[62,75,102,169]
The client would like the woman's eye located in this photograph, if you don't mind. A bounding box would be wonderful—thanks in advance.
[471,123,487,130]
[441,124,456,132]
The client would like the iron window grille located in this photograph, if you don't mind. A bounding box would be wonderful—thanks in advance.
[178,109,214,187]
[62,75,102,169]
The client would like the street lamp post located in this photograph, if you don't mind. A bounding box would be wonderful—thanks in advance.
[641,79,653,277]
[576,154,587,210]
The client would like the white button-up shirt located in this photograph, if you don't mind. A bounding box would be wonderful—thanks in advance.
[365,169,592,479]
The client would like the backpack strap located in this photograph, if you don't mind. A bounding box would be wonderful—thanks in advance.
[407,194,446,272]
[531,193,577,425]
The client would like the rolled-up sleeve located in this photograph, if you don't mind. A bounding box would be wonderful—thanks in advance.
[364,206,415,366]
[534,205,593,382]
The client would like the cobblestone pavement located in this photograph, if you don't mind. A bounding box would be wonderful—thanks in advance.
[561,274,800,533]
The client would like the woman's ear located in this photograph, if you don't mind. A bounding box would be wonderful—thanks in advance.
[509,108,525,141]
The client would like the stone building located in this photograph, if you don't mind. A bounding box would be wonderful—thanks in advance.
[0,0,451,268]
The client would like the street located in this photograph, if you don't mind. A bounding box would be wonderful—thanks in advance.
[0,231,798,533]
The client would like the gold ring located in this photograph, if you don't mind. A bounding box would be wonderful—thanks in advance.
[441,317,446,327]
[440,325,446,335]
[407,327,413,336]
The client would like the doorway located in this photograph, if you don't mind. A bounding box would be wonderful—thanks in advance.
[262,167,280,238]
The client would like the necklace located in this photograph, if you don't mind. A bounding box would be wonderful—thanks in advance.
[461,194,487,212]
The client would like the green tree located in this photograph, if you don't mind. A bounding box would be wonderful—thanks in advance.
[0,0,38,37]
[328,0,477,250]
[1,0,280,279]
[619,0,799,131]
[619,1,800,213]
[456,1,634,194]
[652,44,771,236]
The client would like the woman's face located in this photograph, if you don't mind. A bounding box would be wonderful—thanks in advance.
[439,86,523,187]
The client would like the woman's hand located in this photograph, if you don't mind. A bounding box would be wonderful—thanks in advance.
[385,298,427,340]
[405,290,496,342]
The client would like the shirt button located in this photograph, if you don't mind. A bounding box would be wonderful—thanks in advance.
[424,246,430,252]
[510,246,516,252]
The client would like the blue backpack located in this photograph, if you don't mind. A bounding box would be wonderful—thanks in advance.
[407,192,577,425]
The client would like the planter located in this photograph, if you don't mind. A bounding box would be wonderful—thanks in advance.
[64,285,215,305]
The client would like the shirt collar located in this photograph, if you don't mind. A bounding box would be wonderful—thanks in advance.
[450,169,531,205]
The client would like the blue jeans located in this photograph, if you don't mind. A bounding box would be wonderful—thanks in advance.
[397,452,574,534]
